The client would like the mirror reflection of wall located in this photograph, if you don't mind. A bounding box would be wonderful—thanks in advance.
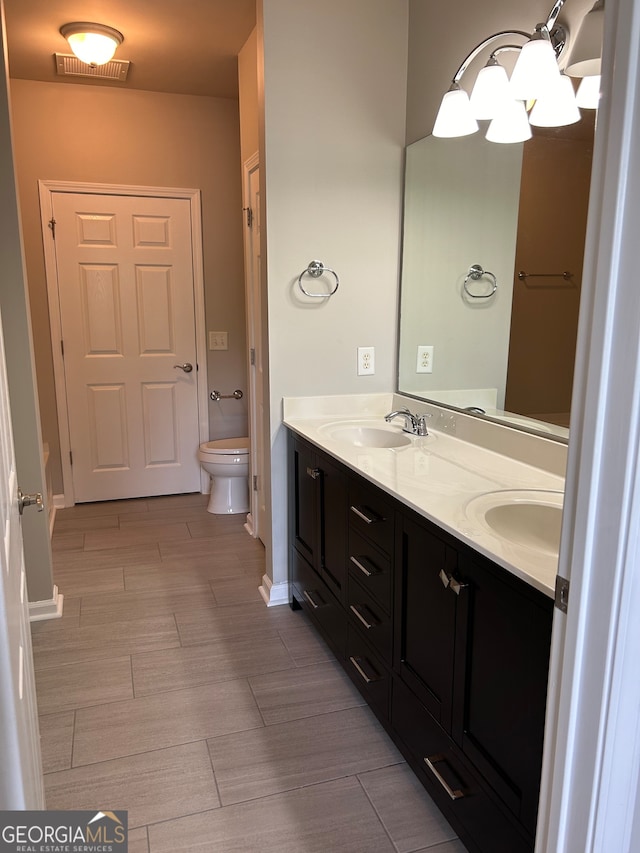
[398,117,594,440]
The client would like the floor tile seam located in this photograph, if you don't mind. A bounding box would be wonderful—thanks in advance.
[129,666,295,701]
[69,709,77,776]
[204,738,224,808]
[355,771,402,853]
[33,651,134,674]
[44,736,218,776]
[33,641,183,673]
[213,767,408,809]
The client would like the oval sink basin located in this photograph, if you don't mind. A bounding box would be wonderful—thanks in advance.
[465,490,563,556]
[320,421,412,448]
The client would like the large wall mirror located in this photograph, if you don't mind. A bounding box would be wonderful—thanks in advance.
[397,115,594,441]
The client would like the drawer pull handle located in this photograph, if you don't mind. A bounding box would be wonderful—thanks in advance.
[306,467,320,480]
[349,655,382,684]
[303,589,321,609]
[350,604,375,630]
[350,505,382,525]
[350,555,377,577]
[424,754,465,800]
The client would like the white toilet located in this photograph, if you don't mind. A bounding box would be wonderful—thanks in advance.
[198,437,250,514]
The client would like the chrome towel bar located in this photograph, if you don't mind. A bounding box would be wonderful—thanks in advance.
[298,259,340,298]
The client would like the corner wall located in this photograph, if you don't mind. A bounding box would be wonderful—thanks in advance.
[260,0,409,599]
[9,80,247,495]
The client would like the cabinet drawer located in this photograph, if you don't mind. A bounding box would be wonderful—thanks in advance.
[346,625,390,721]
[291,549,347,660]
[348,529,392,613]
[348,479,395,556]
[392,678,531,853]
[347,575,392,664]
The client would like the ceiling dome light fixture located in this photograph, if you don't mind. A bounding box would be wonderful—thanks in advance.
[432,0,604,143]
[60,22,124,67]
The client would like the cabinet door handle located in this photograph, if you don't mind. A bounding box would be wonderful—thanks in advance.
[350,505,382,525]
[350,555,377,577]
[424,754,465,800]
[349,655,382,684]
[449,577,468,596]
[306,467,320,480]
[349,604,376,630]
[303,589,321,609]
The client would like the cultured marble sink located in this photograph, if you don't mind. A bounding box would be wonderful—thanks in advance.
[318,420,413,448]
[465,489,564,556]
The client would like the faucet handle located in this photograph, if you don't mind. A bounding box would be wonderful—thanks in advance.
[414,413,432,436]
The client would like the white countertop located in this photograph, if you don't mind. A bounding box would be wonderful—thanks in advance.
[283,394,565,598]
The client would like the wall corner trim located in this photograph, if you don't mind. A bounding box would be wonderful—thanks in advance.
[258,574,289,607]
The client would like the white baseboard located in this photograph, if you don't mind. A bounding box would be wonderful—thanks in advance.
[29,586,64,622]
[258,573,290,607]
[244,513,255,538]
[53,494,66,509]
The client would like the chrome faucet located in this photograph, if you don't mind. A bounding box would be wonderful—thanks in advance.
[384,407,430,436]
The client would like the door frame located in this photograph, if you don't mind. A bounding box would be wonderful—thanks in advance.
[242,152,262,539]
[38,180,209,506]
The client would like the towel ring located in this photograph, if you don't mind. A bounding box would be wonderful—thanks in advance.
[298,260,340,298]
[463,264,497,299]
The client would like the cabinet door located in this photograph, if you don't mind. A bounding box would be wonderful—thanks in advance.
[318,452,347,601]
[291,437,318,568]
[455,552,553,836]
[395,513,461,732]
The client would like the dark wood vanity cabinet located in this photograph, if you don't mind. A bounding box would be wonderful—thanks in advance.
[290,436,348,656]
[288,431,553,853]
[394,507,554,852]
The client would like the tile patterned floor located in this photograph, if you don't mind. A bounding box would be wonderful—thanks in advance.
[33,493,467,853]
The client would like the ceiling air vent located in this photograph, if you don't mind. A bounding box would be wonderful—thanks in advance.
[55,53,130,82]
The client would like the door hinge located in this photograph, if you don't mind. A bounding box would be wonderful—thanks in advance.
[60,339,64,357]
[242,206,253,228]
[49,218,56,239]
[252,475,258,491]
[555,575,570,613]
[250,347,256,366]
[69,450,73,466]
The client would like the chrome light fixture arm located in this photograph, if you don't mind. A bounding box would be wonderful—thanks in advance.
[449,30,530,86]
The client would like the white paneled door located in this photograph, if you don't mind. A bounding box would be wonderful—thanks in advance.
[51,192,202,502]
[0,306,44,808]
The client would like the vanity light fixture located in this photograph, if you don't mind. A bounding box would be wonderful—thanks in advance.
[60,22,124,67]
[432,0,604,141]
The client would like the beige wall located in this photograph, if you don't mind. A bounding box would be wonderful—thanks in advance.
[9,79,247,496]
[261,0,408,595]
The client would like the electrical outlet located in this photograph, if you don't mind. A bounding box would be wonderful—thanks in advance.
[416,345,434,373]
[209,331,228,351]
[357,346,375,376]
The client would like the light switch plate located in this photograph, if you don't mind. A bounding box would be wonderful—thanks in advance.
[209,331,228,350]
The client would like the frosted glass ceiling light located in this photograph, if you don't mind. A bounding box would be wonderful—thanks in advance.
[469,59,511,120]
[576,74,601,108]
[530,74,581,126]
[486,99,532,144]
[565,0,604,77]
[60,22,124,67]
[432,84,479,138]
[510,26,561,101]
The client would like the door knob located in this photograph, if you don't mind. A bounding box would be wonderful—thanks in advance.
[173,362,193,373]
[17,488,44,515]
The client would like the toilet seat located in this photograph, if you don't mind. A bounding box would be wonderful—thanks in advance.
[199,437,249,456]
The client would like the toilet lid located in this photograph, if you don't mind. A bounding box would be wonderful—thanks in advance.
[200,437,249,455]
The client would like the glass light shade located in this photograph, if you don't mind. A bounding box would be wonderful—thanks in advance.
[67,32,118,65]
[565,4,604,77]
[486,99,532,144]
[510,36,561,101]
[529,74,581,127]
[576,74,601,109]
[432,87,479,138]
[60,23,124,66]
[469,62,511,120]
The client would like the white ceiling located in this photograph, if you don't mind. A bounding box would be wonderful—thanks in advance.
[3,0,257,99]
